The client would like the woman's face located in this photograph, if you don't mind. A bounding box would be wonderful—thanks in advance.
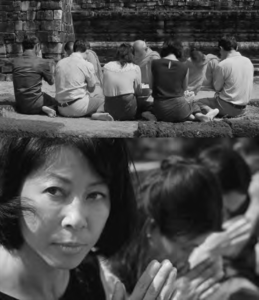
[20,146,110,270]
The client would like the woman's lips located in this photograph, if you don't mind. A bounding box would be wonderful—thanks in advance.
[53,242,88,254]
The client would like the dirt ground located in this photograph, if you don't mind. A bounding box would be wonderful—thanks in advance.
[0,79,259,138]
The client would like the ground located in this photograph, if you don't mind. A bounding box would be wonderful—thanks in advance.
[0,80,259,138]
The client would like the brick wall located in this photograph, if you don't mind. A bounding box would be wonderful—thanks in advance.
[72,0,259,64]
[0,0,75,81]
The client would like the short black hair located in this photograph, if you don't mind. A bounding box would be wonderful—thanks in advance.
[198,145,251,195]
[0,137,137,258]
[22,34,39,51]
[147,156,223,239]
[160,38,183,59]
[115,43,134,67]
[73,39,88,53]
[218,35,238,51]
[64,41,74,52]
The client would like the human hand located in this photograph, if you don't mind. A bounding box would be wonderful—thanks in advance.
[177,255,224,300]
[111,260,177,300]
[222,215,252,258]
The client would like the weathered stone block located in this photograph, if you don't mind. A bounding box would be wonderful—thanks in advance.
[0,44,6,55]
[41,42,63,54]
[54,10,63,20]
[36,11,45,20]
[15,21,23,31]
[44,10,54,20]
[27,11,37,21]
[21,1,30,11]
[41,1,63,10]
[0,22,14,33]
[23,21,38,31]
[6,43,23,54]
[0,73,6,81]
[41,20,62,31]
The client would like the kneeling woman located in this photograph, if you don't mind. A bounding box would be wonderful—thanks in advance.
[0,137,176,300]
[151,38,219,122]
[103,43,142,121]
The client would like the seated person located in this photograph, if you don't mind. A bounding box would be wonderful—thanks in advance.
[186,48,220,94]
[13,35,57,117]
[110,156,259,299]
[55,39,113,120]
[198,145,259,287]
[85,41,104,87]
[151,38,219,122]
[64,41,74,57]
[133,40,160,87]
[103,43,142,121]
[197,35,254,118]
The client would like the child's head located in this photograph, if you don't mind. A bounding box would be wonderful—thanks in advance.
[145,156,222,267]
[112,155,222,292]
[0,137,136,270]
[198,145,251,220]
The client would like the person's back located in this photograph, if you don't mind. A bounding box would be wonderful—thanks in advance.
[103,61,141,97]
[152,59,187,100]
[13,35,55,116]
[55,53,95,103]
[216,53,254,105]
[202,54,220,90]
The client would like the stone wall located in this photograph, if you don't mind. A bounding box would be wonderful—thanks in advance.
[73,0,259,10]
[0,0,75,81]
[72,0,259,64]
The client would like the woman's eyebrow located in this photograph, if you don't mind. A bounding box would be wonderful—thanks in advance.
[88,181,107,187]
[46,173,72,184]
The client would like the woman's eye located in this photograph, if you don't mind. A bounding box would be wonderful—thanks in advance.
[87,192,106,201]
[45,187,63,196]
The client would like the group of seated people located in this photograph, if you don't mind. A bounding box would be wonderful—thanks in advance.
[104,144,259,299]
[12,34,254,123]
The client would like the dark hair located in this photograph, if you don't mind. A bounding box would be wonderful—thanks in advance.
[115,43,134,67]
[64,41,74,53]
[198,145,251,195]
[218,35,238,51]
[111,156,223,293]
[73,39,88,53]
[160,38,183,59]
[148,156,222,239]
[190,47,205,63]
[0,137,137,257]
[22,35,39,51]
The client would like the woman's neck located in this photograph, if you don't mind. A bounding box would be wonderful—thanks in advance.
[164,54,178,61]
[0,245,70,300]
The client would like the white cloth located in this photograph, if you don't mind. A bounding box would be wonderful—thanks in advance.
[213,52,254,105]
[103,61,142,97]
[55,52,96,110]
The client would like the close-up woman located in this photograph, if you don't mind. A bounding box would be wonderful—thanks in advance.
[150,38,219,123]
[0,137,177,300]
[103,43,142,121]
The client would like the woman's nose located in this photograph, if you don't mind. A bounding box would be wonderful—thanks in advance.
[61,198,88,230]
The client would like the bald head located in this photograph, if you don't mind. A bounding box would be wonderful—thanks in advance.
[133,40,148,58]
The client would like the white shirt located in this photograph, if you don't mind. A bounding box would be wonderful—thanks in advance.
[55,52,96,106]
[213,52,254,105]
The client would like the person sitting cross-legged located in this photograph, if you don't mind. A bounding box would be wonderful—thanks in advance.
[197,35,254,118]
[13,35,57,117]
[55,40,113,120]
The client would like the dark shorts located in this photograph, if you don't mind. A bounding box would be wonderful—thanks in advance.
[17,92,57,115]
[154,96,201,122]
[104,94,137,121]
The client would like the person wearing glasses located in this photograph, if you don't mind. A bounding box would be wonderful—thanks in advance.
[13,35,57,117]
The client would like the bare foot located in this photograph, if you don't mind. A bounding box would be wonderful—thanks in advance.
[206,108,219,120]
[91,112,114,121]
[42,106,56,118]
